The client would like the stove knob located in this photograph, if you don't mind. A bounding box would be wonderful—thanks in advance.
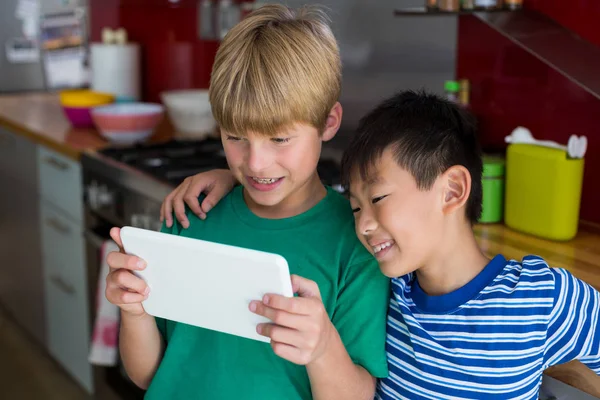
[87,181,99,209]
[97,185,114,208]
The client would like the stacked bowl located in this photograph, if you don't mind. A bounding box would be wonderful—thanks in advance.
[59,90,115,128]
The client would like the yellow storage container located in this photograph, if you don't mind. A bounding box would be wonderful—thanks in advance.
[504,144,584,241]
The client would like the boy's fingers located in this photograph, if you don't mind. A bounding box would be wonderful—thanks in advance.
[106,287,147,305]
[172,183,191,229]
[201,183,230,214]
[291,275,321,299]
[183,191,204,219]
[270,341,307,365]
[257,323,304,346]
[106,252,146,271]
[249,301,306,327]
[109,227,123,250]
[109,269,149,294]
[260,294,314,315]
[161,191,175,227]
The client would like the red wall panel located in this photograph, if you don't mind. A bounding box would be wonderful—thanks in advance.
[526,0,600,48]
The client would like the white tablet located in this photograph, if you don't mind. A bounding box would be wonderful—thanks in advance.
[120,226,294,343]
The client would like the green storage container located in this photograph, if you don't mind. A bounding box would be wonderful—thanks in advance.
[479,155,505,224]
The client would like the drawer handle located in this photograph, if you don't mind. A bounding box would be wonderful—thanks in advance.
[50,274,76,295]
[45,217,70,234]
[44,156,70,171]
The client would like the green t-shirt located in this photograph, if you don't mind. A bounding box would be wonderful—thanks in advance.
[144,186,389,400]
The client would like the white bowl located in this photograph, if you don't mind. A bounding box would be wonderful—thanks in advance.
[161,89,217,140]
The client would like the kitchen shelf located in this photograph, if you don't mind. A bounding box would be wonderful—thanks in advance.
[473,10,600,101]
[394,7,517,16]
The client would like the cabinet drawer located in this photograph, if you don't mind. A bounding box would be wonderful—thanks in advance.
[40,201,87,293]
[0,126,38,190]
[37,146,83,222]
[45,262,94,393]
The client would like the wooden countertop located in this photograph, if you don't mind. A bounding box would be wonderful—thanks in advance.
[0,93,108,160]
[475,223,600,291]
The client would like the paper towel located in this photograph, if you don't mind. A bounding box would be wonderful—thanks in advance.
[91,43,140,102]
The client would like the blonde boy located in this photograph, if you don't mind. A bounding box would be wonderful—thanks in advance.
[105,5,388,399]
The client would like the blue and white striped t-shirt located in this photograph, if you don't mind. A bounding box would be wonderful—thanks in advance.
[376,255,600,400]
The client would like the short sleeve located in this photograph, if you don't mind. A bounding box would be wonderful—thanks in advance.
[332,257,390,378]
[544,268,600,374]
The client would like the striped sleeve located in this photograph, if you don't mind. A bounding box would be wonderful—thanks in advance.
[544,268,600,374]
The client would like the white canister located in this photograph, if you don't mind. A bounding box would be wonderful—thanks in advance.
[90,43,141,102]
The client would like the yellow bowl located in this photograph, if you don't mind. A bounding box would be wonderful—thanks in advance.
[59,89,115,108]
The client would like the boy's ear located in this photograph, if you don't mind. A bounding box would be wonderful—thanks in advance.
[440,165,471,216]
[321,102,342,142]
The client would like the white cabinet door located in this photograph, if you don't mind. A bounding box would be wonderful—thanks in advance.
[40,201,93,394]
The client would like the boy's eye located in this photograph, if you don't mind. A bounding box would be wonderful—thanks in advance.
[271,137,290,144]
[226,135,242,141]
[351,207,361,214]
[372,195,387,204]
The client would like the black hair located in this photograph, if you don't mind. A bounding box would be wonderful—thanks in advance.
[341,90,483,224]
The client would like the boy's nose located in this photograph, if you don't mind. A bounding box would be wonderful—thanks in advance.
[357,209,377,235]
[246,145,272,173]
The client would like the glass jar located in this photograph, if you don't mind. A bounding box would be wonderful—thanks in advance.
[439,0,460,12]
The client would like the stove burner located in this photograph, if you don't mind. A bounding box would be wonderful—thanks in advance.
[143,157,168,168]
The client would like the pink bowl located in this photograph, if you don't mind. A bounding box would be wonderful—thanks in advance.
[63,106,95,128]
[91,103,165,144]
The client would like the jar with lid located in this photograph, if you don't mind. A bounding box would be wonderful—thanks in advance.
[439,0,460,12]
[479,155,505,224]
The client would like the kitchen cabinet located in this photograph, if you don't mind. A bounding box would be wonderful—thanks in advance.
[40,201,92,393]
[0,126,45,346]
[37,146,93,394]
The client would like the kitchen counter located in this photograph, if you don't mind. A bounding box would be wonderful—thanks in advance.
[475,223,600,291]
[0,93,107,160]
[0,93,174,160]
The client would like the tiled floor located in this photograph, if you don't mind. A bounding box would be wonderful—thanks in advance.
[0,306,88,400]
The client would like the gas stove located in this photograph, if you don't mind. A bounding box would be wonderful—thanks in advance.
[81,138,344,231]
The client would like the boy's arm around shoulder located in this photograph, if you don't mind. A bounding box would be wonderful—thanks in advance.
[544,266,600,374]
[308,249,390,400]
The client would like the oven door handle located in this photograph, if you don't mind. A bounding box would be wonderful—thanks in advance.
[84,230,110,250]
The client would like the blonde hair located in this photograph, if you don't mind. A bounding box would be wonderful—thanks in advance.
[209,4,341,136]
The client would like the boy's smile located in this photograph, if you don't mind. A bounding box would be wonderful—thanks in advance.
[349,150,444,278]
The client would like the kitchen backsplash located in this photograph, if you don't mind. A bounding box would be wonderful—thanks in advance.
[527,0,600,48]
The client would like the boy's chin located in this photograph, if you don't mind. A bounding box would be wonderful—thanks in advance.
[377,259,415,278]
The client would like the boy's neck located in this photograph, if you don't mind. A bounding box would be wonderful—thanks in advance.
[243,172,327,219]
[415,219,489,297]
